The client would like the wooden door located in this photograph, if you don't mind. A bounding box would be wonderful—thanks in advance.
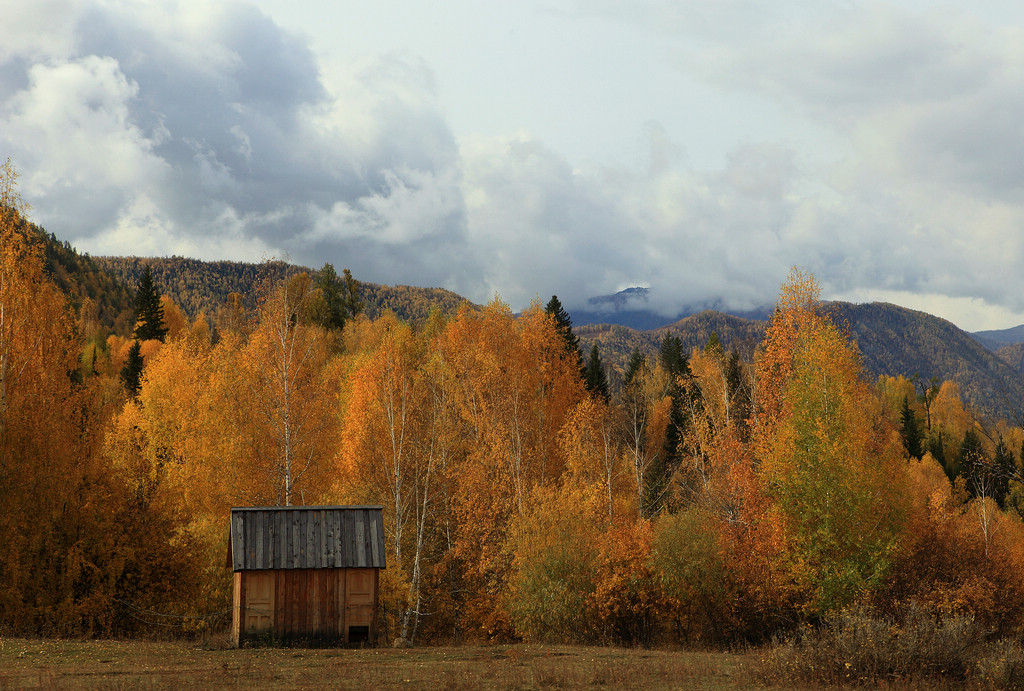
[345,569,375,627]
[244,571,276,634]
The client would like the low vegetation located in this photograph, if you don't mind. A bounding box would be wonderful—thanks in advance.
[757,607,1024,688]
[0,639,749,690]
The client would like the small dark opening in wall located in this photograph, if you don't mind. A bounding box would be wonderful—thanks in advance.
[348,625,369,645]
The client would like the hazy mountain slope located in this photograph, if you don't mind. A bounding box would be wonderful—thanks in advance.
[578,302,1024,423]
[825,302,1024,422]
[95,256,470,326]
[974,325,1024,349]
[93,256,300,319]
[22,223,135,334]
[997,342,1024,376]
[576,311,766,382]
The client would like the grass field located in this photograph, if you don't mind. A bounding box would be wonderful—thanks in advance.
[0,638,758,689]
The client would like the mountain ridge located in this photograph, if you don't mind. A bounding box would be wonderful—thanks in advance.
[29,230,1024,424]
[577,301,1024,424]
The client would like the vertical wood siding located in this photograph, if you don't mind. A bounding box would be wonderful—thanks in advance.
[229,507,384,647]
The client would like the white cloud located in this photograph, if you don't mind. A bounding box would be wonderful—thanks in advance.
[2,0,1024,332]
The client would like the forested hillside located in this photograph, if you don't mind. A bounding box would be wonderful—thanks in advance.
[8,161,1024,662]
[95,255,471,326]
[577,302,1024,423]
[9,221,135,334]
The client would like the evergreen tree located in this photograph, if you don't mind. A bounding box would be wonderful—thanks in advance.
[703,331,724,359]
[545,295,583,374]
[623,349,647,387]
[657,334,692,496]
[659,333,689,377]
[899,396,924,459]
[312,263,363,331]
[341,267,363,321]
[132,265,168,342]
[956,428,986,490]
[583,343,610,402]
[993,437,1015,508]
[120,340,144,397]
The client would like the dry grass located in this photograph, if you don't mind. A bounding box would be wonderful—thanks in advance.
[755,607,1024,689]
[0,638,754,690]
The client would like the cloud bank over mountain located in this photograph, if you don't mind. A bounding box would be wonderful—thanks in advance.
[2,0,1023,330]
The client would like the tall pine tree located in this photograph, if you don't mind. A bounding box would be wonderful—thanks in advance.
[623,349,647,387]
[583,343,610,402]
[899,396,923,459]
[132,265,168,342]
[120,340,144,397]
[660,333,689,376]
[313,263,363,331]
[545,295,583,375]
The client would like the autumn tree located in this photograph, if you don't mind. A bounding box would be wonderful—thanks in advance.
[617,354,671,517]
[220,272,337,506]
[0,161,202,636]
[442,299,587,635]
[338,311,460,643]
[755,269,906,615]
[558,396,629,520]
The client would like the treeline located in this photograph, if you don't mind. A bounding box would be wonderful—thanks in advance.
[581,300,1024,424]
[95,256,471,326]
[6,161,1024,645]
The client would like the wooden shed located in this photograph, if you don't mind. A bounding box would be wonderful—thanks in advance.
[228,505,386,647]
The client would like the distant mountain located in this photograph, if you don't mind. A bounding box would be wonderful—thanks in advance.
[577,301,1024,424]
[94,256,471,327]
[573,287,677,330]
[997,342,1024,377]
[18,222,135,335]
[572,286,772,331]
[973,325,1024,350]
[824,302,1024,423]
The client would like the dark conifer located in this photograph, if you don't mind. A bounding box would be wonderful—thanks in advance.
[703,332,724,358]
[132,265,168,342]
[545,295,583,374]
[956,428,985,489]
[120,340,144,397]
[313,263,363,331]
[584,343,610,402]
[993,437,1014,507]
[624,349,647,387]
[899,396,924,459]
[660,333,689,377]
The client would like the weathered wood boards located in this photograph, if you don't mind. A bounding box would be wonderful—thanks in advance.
[229,506,385,647]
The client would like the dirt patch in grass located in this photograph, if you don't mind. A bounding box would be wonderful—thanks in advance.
[0,638,754,690]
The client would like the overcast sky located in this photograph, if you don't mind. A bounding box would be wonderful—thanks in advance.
[3,0,1024,331]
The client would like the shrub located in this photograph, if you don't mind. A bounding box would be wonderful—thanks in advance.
[757,605,988,686]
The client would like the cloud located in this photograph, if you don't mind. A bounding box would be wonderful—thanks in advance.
[3,0,1024,332]
[561,1,1024,324]
[0,0,466,274]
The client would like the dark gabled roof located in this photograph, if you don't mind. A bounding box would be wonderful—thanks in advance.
[229,505,386,571]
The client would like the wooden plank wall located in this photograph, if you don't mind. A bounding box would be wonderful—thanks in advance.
[232,507,385,571]
[238,568,385,645]
[236,567,381,646]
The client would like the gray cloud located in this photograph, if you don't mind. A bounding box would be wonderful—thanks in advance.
[4,0,1024,331]
[1,0,467,282]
